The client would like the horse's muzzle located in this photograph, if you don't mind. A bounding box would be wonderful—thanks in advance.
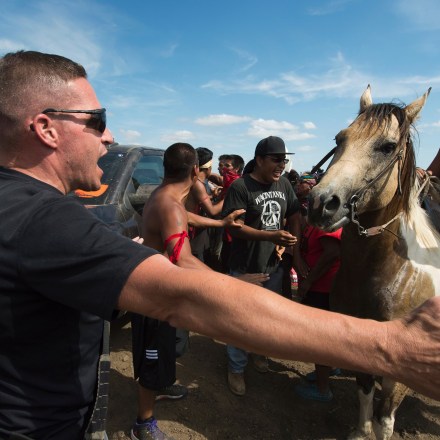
[307,188,350,231]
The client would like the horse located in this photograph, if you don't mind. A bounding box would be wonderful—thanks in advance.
[308,85,440,440]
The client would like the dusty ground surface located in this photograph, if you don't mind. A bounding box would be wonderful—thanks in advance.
[106,315,440,440]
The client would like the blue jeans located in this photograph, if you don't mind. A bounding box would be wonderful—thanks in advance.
[227,264,283,373]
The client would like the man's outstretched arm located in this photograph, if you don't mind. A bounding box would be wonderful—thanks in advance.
[118,255,440,401]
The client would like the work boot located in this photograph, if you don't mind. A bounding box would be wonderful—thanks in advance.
[228,371,245,396]
[250,353,269,373]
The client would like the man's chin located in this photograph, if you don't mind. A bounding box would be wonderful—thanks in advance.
[74,179,102,193]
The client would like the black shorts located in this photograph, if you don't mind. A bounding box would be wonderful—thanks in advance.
[131,314,177,390]
[301,290,330,311]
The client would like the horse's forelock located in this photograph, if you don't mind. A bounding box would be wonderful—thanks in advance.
[356,103,416,217]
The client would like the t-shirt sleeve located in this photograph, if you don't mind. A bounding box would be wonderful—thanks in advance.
[221,179,247,219]
[18,197,157,320]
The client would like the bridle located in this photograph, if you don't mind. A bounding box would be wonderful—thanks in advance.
[311,145,405,237]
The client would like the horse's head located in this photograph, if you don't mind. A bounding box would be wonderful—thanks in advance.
[308,85,431,231]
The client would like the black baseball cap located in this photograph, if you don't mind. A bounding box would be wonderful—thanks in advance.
[255,136,294,156]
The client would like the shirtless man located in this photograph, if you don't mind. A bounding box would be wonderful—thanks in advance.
[131,143,267,439]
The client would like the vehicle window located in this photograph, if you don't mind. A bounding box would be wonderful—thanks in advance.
[99,152,127,185]
[131,155,164,189]
[72,151,127,204]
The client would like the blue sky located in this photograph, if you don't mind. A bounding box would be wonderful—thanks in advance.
[2,0,440,171]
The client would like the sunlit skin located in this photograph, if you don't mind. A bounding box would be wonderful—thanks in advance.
[295,181,313,199]
[18,78,113,194]
[221,160,236,173]
[252,155,287,184]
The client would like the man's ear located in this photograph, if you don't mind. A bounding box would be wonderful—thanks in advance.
[30,114,59,149]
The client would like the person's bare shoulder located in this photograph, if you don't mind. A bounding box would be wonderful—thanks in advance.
[142,186,189,249]
[191,179,209,202]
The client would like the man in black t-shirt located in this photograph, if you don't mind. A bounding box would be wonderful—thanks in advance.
[1,51,440,440]
[221,136,307,395]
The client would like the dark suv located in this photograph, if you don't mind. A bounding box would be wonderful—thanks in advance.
[72,143,164,238]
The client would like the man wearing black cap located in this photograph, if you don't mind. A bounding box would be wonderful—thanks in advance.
[222,135,307,395]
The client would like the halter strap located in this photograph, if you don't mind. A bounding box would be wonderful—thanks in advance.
[361,213,402,237]
[164,231,189,264]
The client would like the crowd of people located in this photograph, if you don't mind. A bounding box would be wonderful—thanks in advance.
[1,50,440,440]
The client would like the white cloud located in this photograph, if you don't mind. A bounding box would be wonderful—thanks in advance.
[303,121,317,130]
[160,130,195,143]
[296,145,316,152]
[160,43,179,58]
[247,119,315,141]
[1,1,105,77]
[195,114,251,126]
[231,47,258,73]
[395,0,440,31]
[307,0,355,16]
[0,39,26,53]
[419,120,440,128]
[119,129,142,143]
[202,51,437,105]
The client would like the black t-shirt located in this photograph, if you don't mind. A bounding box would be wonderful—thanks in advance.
[0,168,156,439]
[222,174,299,273]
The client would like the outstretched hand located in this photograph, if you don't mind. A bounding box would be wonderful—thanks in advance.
[222,209,245,229]
[388,296,440,400]
[270,230,297,246]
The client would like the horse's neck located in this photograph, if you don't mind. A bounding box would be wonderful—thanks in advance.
[356,196,403,229]
[340,195,405,280]
[341,196,440,297]
[341,214,401,263]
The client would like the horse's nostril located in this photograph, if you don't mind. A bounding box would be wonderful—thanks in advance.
[324,195,340,213]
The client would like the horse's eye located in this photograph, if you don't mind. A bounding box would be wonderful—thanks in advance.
[380,142,397,155]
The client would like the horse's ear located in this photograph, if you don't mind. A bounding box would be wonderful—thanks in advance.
[360,84,372,113]
[404,87,432,123]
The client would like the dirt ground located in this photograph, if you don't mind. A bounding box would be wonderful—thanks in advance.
[106,314,440,440]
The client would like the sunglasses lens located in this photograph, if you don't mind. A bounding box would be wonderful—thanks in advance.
[267,156,287,164]
[86,111,106,133]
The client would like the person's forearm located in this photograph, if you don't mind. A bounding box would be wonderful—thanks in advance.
[187,211,222,228]
[208,173,223,186]
[120,256,440,399]
[120,258,392,381]
[229,224,276,241]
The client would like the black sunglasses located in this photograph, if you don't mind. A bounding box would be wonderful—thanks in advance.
[42,108,107,134]
[265,155,289,164]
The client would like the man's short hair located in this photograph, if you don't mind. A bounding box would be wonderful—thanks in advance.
[218,154,231,161]
[0,50,87,136]
[230,155,245,174]
[164,143,198,180]
[196,147,213,169]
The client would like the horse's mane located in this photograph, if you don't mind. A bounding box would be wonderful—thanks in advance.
[356,103,416,217]
[355,103,440,249]
[405,181,440,251]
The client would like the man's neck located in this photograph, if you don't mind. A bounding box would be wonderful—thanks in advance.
[161,177,193,203]
[250,171,272,185]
